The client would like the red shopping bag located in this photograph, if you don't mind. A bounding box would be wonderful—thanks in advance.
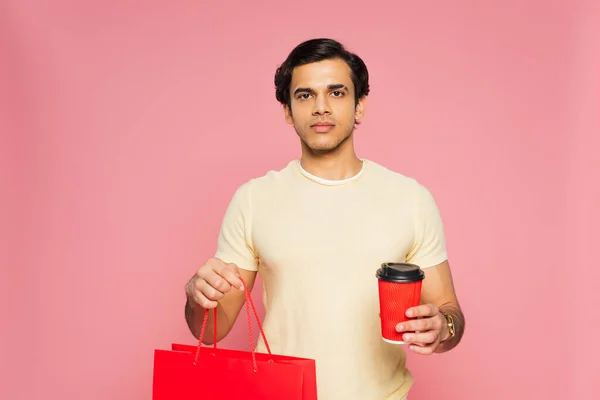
[152,279,317,399]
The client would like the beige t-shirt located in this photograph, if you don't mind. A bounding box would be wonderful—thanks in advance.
[214,159,448,400]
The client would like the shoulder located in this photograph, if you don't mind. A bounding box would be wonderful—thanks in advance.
[253,160,297,184]
[365,159,427,194]
[364,159,441,215]
[230,160,297,200]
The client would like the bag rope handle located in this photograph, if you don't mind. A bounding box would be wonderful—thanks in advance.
[194,277,271,372]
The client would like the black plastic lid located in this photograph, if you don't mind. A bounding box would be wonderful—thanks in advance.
[375,262,424,283]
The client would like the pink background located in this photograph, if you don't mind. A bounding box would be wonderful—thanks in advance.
[3,1,599,399]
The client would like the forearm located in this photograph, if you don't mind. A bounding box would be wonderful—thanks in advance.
[184,297,234,344]
[435,303,465,353]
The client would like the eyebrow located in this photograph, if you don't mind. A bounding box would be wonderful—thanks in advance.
[293,84,349,95]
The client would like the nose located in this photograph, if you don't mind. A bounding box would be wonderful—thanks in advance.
[312,95,331,116]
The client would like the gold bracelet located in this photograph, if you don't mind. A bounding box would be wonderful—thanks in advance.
[439,310,455,341]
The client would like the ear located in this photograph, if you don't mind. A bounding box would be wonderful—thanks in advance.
[354,96,366,122]
[284,104,294,125]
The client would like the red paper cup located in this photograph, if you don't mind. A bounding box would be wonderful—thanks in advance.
[376,263,425,344]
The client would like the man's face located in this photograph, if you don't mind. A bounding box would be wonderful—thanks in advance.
[284,58,365,154]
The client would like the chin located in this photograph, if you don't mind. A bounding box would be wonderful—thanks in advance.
[297,128,351,153]
[306,141,342,153]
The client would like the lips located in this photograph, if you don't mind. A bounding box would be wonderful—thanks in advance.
[311,121,335,133]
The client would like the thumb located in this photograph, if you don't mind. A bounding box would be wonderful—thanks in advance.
[225,263,245,290]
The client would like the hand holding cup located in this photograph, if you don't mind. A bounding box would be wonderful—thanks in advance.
[395,304,450,355]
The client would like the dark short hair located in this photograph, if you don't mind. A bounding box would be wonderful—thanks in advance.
[274,38,370,107]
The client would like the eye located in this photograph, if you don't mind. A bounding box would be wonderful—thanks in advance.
[297,93,312,100]
[331,91,344,97]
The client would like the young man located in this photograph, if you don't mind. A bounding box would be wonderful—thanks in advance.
[185,38,465,400]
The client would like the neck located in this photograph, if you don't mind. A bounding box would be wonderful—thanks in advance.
[300,140,363,181]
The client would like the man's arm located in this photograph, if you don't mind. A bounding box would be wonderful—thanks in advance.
[395,181,465,354]
[396,260,465,354]
[186,180,259,344]
[419,260,465,352]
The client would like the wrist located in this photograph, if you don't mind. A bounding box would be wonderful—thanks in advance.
[438,309,455,343]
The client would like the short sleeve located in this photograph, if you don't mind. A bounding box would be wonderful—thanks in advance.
[213,180,259,271]
[405,182,448,269]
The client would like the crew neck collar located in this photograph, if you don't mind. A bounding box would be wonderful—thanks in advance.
[295,159,367,186]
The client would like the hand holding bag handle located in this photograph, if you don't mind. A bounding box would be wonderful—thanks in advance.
[193,277,272,372]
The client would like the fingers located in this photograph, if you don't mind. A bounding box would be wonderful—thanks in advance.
[197,278,225,301]
[188,258,244,310]
[203,270,232,294]
[396,314,442,333]
[211,261,244,290]
[402,330,439,346]
[408,343,436,355]
[406,304,438,318]
[192,289,219,310]
[400,325,440,356]
[393,306,446,356]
